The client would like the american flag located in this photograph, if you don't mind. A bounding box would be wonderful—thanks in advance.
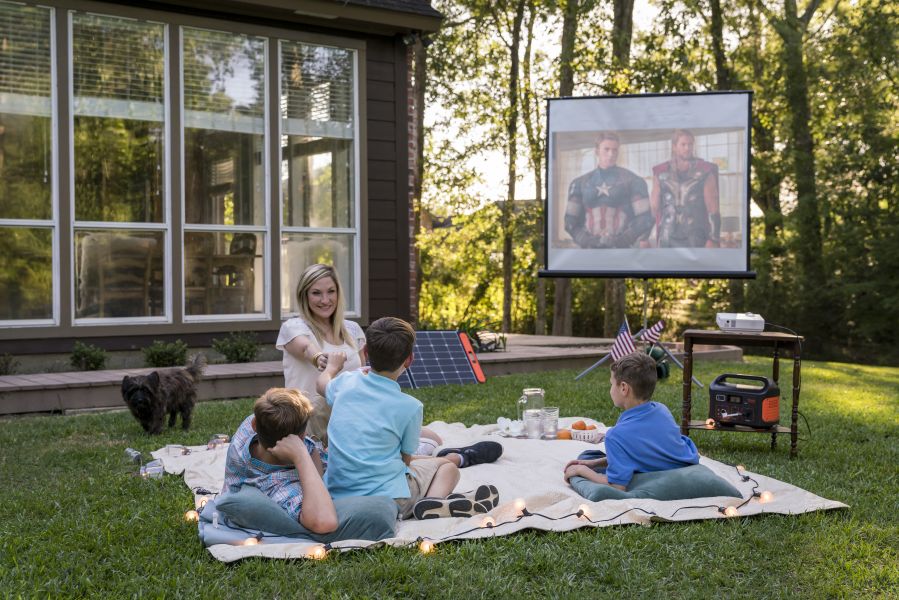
[610,320,637,361]
[642,319,666,344]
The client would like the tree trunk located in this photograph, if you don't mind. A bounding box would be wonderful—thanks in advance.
[501,0,527,333]
[552,0,579,336]
[708,0,742,308]
[612,0,635,66]
[602,0,637,335]
[774,0,826,337]
[519,6,547,335]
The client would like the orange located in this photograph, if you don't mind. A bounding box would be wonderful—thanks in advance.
[585,424,597,430]
[557,430,572,440]
[571,420,587,430]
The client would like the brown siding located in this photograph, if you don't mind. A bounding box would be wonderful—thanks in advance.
[365,36,411,322]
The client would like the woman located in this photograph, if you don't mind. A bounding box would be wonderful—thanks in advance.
[276,264,365,446]
[277,264,449,458]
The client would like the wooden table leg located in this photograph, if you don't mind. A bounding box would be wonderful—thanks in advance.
[681,337,693,436]
[791,340,801,458]
[772,343,780,451]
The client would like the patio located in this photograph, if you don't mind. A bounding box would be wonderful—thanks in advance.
[0,335,740,415]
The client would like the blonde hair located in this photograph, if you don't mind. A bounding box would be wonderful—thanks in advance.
[295,263,354,348]
[253,388,313,449]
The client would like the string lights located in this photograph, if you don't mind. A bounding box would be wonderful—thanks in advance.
[178,464,775,558]
[306,544,329,560]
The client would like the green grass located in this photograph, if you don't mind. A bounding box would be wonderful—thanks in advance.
[1,357,897,598]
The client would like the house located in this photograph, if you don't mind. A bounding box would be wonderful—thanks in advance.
[0,0,441,354]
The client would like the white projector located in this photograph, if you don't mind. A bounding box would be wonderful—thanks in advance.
[716,312,765,332]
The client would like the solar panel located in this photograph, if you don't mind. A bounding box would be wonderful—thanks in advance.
[396,330,485,389]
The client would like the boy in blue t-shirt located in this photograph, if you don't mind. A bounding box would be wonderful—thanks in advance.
[563,352,698,490]
[317,317,500,520]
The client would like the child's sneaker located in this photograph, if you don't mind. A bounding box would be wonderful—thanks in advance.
[436,441,503,468]
[413,484,500,520]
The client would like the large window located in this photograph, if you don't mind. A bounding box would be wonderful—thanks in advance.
[279,40,358,317]
[0,3,363,328]
[182,27,266,318]
[71,12,166,320]
[0,2,55,324]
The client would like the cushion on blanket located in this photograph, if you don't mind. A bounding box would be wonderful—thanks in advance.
[569,464,741,502]
[216,485,398,541]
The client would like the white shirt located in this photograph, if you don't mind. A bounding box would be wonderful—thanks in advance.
[275,317,366,400]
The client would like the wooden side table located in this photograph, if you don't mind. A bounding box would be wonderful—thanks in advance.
[681,329,804,458]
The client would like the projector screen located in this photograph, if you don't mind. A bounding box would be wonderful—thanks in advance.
[542,91,754,278]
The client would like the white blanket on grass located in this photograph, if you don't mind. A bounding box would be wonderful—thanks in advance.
[154,418,847,562]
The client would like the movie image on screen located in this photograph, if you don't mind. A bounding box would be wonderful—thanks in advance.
[544,91,753,278]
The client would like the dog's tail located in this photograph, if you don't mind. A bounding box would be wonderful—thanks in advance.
[184,353,207,381]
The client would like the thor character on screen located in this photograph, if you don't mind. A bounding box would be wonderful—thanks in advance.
[650,129,721,248]
[564,132,654,249]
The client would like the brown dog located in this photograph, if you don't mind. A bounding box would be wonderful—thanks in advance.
[121,354,206,434]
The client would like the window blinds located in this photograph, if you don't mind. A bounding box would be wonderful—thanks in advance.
[71,12,165,122]
[0,2,51,116]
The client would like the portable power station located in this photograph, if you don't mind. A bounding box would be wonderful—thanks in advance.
[709,374,780,428]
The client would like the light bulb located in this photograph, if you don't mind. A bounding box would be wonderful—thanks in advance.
[481,516,495,528]
[723,506,739,518]
[513,498,527,515]
[758,490,774,504]
[419,540,435,554]
[578,503,591,520]
[242,537,260,546]
[183,509,199,522]
[736,464,745,473]
[306,545,328,560]
[705,418,716,428]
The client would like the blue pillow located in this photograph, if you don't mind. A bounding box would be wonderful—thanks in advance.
[215,486,398,541]
[570,464,741,502]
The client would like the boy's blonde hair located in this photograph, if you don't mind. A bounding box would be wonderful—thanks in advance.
[611,352,658,401]
[253,388,313,449]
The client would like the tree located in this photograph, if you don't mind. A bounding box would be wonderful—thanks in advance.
[551,0,581,337]
[763,0,829,344]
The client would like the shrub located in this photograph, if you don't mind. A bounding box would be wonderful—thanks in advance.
[70,341,108,371]
[211,331,260,363]
[0,353,19,375]
[142,340,188,368]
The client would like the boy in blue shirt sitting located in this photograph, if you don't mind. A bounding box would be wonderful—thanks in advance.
[317,317,500,520]
[563,352,698,490]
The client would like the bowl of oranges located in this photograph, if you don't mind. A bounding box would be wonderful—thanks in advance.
[566,420,604,443]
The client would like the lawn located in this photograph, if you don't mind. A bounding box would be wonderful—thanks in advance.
[1,356,897,598]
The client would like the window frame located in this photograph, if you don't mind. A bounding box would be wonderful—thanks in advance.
[0,2,59,328]
[277,38,362,319]
[68,10,171,326]
[0,0,367,332]
[179,25,272,323]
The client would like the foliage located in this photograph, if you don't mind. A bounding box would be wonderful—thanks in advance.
[142,340,188,368]
[211,332,260,364]
[421,0,899,364]
[0,353,19,376]
[0,358,897,596]
[69,341,108,371]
